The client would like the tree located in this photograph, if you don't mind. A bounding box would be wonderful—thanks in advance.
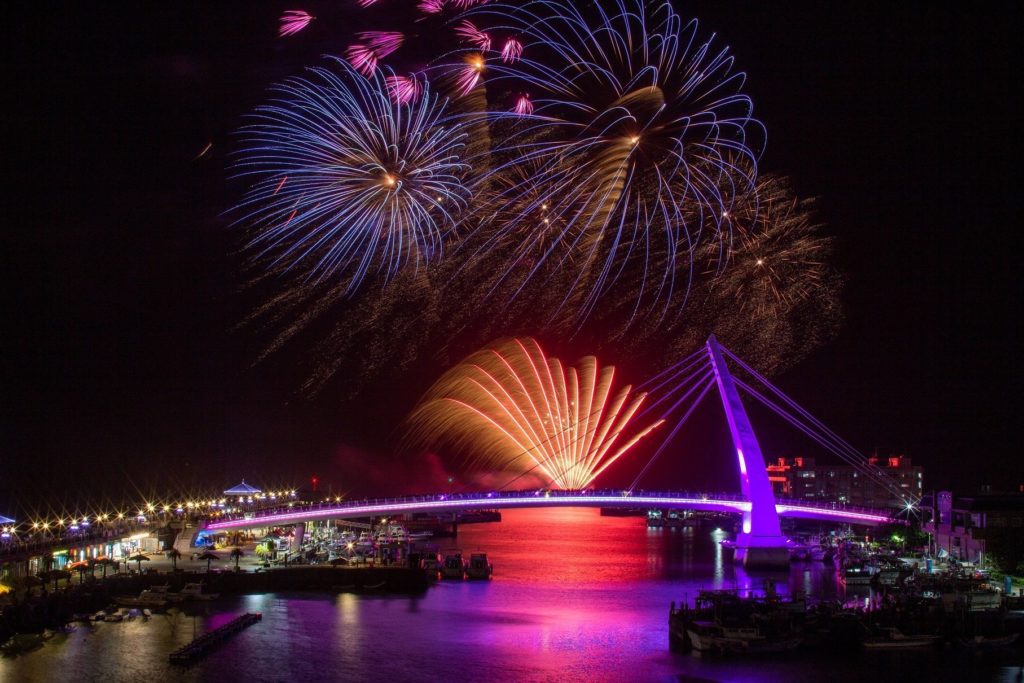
[985,528,1024,574]
[166,548,181,571]
[230,548,244,571]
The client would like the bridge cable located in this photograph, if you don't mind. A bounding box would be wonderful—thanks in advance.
[720,344,913,500]
[731,376,919,505]
[628,374,716,492]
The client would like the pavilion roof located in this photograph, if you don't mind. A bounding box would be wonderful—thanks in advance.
[223,480,262,495]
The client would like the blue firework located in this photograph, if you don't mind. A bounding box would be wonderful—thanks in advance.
[232,57,472,293]
[452,0,764,322]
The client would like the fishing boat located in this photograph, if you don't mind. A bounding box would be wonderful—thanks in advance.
[959,633,1019,649]
[669,587,805,655]
[175,582,220,601]
[863,627,941,649]
[465,553,493,580]
[842,561,879,585]
[421,552,442,581]
[115,589,169,608]
[441,550,465,579]
[685,621,802,654]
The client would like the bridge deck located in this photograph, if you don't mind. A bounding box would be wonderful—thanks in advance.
[203,490,893,531]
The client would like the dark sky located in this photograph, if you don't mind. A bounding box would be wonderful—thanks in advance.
[3,2,1020,516]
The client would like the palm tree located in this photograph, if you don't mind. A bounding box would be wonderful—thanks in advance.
[197,551,220,573]
[229,548,244,571]
[128,553,150,574]
[166,548,181,571]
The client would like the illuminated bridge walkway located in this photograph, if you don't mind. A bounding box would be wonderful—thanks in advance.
[202,489,894,533]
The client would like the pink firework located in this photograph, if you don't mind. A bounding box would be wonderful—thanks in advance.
[278,10,313,37]
[385,75,423,104]
[501,38,523,63]
[513,94,533,115]
[456,53,485,96]
[346,31,404,75]
[418,0,446,13]
[346,44,378,74]
[356,0,380,6]
[455,20,492,51]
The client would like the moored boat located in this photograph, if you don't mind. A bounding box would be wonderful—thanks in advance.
[863,627,941,649]
[441,550,465,579]
[959,633,1019,649]
[465,553,493,580]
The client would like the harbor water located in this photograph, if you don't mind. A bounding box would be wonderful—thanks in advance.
[2,507,1022,682]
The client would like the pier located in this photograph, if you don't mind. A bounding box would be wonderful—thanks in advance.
[168,612,262,665]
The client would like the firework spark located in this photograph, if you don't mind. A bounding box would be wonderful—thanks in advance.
[231,58,472,295]
[385,74,423,104]
[455,20,492,51]
[346,31,405,75]
[512,94,533,115]
[451,0,762,324]
[500,37,522,63]
[418,0,447,13]
[279,10,314,37]
[455,53,486,95]
[408,338,664,489]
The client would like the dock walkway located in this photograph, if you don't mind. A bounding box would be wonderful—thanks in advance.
[168,612,262,665]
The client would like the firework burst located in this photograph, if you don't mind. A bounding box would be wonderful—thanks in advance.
[279,10,314,37]
[448,0,762,323]
[407,338,664,489]
[231,58,472,295]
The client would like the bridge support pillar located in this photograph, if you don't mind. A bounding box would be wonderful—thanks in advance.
[734,545,791,569]
[293,523,305,550]
[707,336,790,568]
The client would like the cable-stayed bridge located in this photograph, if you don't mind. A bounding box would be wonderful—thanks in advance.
[200,336,912,567]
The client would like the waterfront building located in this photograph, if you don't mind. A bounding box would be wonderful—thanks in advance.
[766,454,923,509]
[921,490,1024,565]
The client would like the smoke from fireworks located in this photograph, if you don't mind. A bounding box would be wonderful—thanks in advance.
[407,338,664,489]
[231,58,472,296]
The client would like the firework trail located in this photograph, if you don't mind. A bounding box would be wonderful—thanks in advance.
[279,10,314,37]
[231,58,472,296]
[444,0,762,324]
[407,338,664,489]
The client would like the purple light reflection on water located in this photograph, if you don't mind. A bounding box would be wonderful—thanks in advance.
[2,508,1020,681]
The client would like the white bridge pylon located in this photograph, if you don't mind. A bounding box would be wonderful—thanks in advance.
[705,335,788,565]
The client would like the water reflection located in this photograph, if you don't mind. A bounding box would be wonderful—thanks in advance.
[1,507,1019,682]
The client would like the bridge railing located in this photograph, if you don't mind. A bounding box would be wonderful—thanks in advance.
[201,489,893,526]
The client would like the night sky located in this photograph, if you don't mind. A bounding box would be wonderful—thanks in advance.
[4,2,1020,516]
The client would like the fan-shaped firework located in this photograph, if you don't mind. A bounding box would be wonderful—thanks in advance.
[279,10,314,37]
[449,0,762,322]
[231,58,472,295]
[407,338,664,489]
